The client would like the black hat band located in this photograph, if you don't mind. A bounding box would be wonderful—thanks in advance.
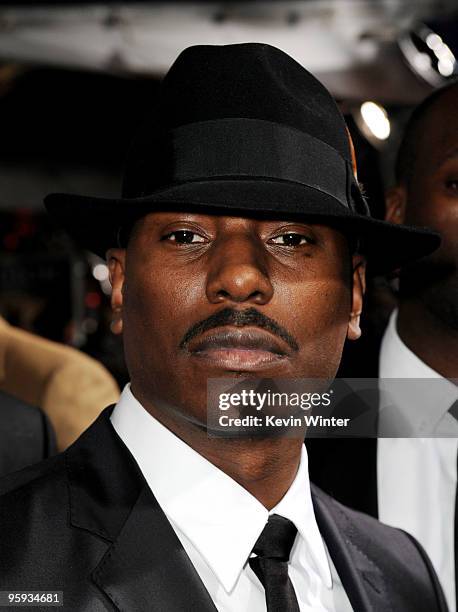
[134,118,364,213]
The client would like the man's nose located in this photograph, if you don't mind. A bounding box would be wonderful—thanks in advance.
[206,235,274,306]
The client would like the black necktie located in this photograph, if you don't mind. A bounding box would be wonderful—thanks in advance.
[248,514,300,612]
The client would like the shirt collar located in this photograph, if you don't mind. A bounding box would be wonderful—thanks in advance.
[379,309,458,433]
[110,384,332,592]
[271,444,332,589]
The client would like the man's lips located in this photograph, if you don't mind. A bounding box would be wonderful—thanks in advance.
[185,327,292,370]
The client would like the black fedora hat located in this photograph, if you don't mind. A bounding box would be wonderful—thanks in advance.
[44,43,439,273]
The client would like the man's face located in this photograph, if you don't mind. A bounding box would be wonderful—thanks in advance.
[388,87,458,328]
[108,212,364,426]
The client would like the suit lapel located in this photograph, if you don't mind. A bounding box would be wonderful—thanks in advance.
[92,487,217,612]
[66,409,216,612]
[312,485,386,612]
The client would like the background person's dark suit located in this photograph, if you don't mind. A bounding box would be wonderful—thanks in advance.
[0,390,55,480]
[0,407,448,612]
[306,317,457,610]
[306,399,380,516]
[306,328,455,517]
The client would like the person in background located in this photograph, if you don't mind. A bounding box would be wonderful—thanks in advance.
[0,389,56,479]
[307,80,458,612]
[0,316,119,450]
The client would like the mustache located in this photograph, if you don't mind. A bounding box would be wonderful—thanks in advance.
[179,307,299,352]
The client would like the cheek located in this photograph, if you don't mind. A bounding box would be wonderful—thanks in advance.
[122,261,210,415]
[284,276,352,374]
[279,274,351,329]
[407,178,453,226]
[406,189,458,259]
[304,278,351,335]
[122,262,206,371]
[430,202,458,255]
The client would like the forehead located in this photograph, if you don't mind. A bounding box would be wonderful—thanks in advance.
[419,89,458,169]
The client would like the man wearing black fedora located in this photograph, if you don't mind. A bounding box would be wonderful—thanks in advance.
[0,43,447,611]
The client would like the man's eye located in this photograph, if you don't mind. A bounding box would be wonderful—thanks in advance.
[270,233,311,247]
[445,179,458,191]
[161,231,206,244]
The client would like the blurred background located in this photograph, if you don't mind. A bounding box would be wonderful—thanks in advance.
[0,0,457,386]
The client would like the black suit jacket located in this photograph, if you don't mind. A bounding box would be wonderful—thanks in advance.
[0,408,447,612]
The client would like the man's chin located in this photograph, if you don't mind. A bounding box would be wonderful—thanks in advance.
[400,259,456,295]
[400,259,458,330]
[424,291,458,332]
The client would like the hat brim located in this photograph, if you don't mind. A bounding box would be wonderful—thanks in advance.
[44,179,440,275]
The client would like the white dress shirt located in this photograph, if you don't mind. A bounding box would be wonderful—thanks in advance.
[110,385,353,611]
[378,309,458,612]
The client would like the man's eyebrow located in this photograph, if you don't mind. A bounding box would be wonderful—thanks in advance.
[430,146,458,173]
[439,147,458,167]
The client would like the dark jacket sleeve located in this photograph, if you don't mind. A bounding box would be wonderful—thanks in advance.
[0,390,56,479]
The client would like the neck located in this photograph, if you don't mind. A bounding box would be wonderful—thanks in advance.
[397,300,458,379]
[132,387,303,510]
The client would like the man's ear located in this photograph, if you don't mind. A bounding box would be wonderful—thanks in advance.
[106,248,126,335]
[347,255,366,341]
[385,185,407,225]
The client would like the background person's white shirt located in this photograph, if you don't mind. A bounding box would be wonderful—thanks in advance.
[110,385,353,612]
[378,309,458,612]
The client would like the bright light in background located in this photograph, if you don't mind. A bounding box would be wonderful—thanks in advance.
[438,57,455,77]
[92,263,109,282]
[100,279,112,295]
[435,42,456,76]
[360,101,391,141]
[400,24,457,85]
[432,36,456,76]
[426,33,443,51]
